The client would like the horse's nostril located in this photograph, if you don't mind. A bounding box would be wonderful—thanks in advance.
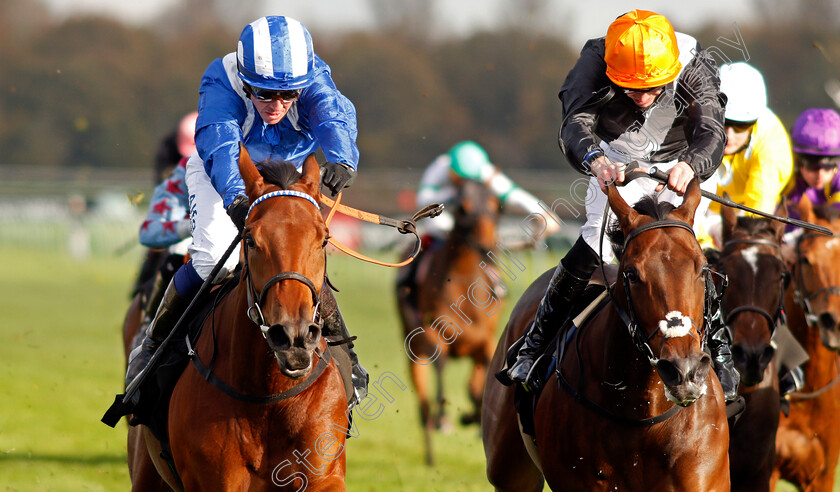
[818,313,836,330]
[760,345,776,366]
[267,324,291,350]
[307,323,321,344]
[656,359,681,387]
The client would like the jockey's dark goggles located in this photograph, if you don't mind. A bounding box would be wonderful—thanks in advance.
[622,85,666,95]
[799,156,840,172]
[724,119,756,133]
[245,84,300,103]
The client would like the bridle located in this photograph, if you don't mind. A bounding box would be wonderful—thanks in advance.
[793,232,840,327]
[555,217,715,426]
[185,188,333,405]
[787,232,840,400]
[610,219,719,366]
[242,190,325,336]
[719,237,788,338]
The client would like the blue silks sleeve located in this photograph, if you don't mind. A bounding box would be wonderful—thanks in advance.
[195,58,249,209]
[297,55,360,170]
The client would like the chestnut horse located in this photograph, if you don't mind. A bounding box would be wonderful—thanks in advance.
[714,205,787,491]
[483,180,730,491]
[127,149,348,491]
[773,198,840,491]
[397,178,500,465]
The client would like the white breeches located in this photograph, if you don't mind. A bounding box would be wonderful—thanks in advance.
[579,154,717,263]
[185,154,241,282]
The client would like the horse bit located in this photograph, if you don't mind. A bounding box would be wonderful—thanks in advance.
[793,232,840,327]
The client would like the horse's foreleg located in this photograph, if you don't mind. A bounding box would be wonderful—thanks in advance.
[463,350,489,425]
[410,362,435,466]
[433,355,452,433]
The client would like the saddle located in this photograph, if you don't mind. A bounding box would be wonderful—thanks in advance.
[511,280,611,438]
[129,274,241,442]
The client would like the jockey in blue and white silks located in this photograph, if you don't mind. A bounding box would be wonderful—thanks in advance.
[194,51,358,213]
[126,16,365,399]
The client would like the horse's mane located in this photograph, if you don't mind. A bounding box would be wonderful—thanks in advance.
[813,203,840,222]
[607,195,677,260]
[258,160,302,190]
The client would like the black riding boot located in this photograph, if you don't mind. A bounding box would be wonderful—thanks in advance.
[708,324,740,403]
[125,278,190,388]
[505,237,601,392]
[319,285,369,403]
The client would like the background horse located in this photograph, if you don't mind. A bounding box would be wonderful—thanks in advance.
[396,178,500,465]
[483,180,730,491]
[773,197,840,492]
[713,205,786,491]
[123,291,171,491]
[128,149,348,491]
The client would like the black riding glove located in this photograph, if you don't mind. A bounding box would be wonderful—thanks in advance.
[226,194,250,234]
[320,161,356,197]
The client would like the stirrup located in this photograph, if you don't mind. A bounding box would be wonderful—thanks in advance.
[350,363,369,405]
[521,361,544,394]
[726,395,746,425]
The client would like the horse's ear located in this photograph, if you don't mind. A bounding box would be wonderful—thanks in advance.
[771,199,789,243]
[607,183,640,233]
[798,194,817,225]
[238,143,265,198]
[721,194,737,243]
[298,153,321,196]
[670,178,701,225]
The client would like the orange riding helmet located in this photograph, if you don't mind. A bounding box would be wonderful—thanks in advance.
[604,10,682,89]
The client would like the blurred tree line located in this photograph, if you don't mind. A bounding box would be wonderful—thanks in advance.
[0,0,838,175]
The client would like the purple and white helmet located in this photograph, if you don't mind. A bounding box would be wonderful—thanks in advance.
[792,108,840,156]
[236,16,315,91]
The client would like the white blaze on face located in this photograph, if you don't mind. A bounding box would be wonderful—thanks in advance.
[827,238,840,250]
[740,245,759,274]
[658,311,692,338]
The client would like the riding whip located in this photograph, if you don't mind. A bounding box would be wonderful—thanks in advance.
[619,162,833,236]
[102,232,242,426]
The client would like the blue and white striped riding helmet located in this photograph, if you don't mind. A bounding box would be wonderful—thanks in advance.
[236,16,315,91]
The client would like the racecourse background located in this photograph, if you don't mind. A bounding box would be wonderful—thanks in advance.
[0,174,831,490]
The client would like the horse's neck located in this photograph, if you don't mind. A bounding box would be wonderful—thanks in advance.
[582,308,673,414]
[438,232,482,272]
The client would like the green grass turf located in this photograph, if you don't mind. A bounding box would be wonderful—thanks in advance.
[0,244,560,491]
[0,244,829,491]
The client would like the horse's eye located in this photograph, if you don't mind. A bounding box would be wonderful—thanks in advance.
[626,268,640,284]
[322,235,330,248]
[244,236,257,249]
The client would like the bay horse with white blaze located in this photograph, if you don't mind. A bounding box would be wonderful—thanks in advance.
[127,148,348,491]
[713,204,787,491]
[397,177,500,466]
[773,197,840,492]
[483,180,730,491]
